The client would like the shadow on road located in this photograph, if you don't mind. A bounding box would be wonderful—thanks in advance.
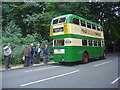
[49,58,106,67]
[50,62,81,67]
[49,53,118,67]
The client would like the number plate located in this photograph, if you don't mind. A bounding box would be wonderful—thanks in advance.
[54,49,65,54]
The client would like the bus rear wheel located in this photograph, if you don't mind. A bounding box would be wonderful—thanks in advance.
[101,51,106,59]
[82,53,89,64]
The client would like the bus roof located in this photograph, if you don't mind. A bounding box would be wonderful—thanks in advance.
[52,14,102,27]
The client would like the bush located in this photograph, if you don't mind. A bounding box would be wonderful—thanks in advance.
[2,19,54,65]
[0,45,2,65]
[11,45,23,65]
[2,34,54,65]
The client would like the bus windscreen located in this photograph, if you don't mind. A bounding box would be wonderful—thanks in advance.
[54,39,64,47]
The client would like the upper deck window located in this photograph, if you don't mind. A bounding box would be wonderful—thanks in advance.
[97,26,101,31]
[52,17,66,25]
[53,19,58,24]
[73,18,79,25]
[81,20,86,27]
[87,22,91,29]
[59,17,66,23]
[92,24,96,30]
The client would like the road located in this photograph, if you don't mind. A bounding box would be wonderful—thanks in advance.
[2,53,119,88]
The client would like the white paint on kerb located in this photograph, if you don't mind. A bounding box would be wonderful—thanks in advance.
[25,66,60,72]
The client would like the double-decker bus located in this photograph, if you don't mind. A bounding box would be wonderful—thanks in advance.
[50,14,106,63]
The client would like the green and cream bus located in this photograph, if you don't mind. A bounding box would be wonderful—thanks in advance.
[50,14,106,63]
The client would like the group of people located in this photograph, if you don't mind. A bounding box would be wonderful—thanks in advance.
[3,43,49,69]
[23,43,49,67]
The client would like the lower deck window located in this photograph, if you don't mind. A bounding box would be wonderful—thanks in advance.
[98,41,101,46]
[94,41,97,46]
[102,40,104,46]
[82,39,103,47]
[88,40,93,46]
[82,40,87,46]
[54,39,64,47]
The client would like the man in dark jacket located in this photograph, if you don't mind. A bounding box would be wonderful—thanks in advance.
[28,43,34,66]
[43,45,48,65]
[23,44,31,67]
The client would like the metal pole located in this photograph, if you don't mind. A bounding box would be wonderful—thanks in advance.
[112,41,115,53]
[114,43,115,53]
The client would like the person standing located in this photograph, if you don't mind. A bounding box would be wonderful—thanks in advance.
[3,43,12,69]
[23,44,31,67]
[28,43,34,66]
[43,45,49,65]
[35,44,41,64]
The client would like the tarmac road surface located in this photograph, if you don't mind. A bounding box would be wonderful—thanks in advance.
[2,53,119,88]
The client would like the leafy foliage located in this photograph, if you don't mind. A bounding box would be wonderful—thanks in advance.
[3,20,22,37]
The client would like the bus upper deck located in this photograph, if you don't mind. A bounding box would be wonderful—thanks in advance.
[50,14,104,39]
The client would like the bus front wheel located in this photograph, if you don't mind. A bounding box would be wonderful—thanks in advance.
[82,53,89,64]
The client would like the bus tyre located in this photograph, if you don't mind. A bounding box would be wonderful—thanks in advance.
[82,53,89,64]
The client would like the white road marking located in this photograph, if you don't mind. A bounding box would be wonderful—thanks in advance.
[93,60,113,67]
[111,76,120,84]
[25,66,60,72]
[21,70,79,87]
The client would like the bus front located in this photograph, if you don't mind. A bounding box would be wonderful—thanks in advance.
[50,15,72,63]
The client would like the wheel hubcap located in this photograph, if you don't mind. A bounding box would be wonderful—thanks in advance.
[84,55,88,62]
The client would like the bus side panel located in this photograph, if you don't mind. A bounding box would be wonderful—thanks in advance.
[53,46,105,62]
[65,46,83,62]
[81,46,105,59]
